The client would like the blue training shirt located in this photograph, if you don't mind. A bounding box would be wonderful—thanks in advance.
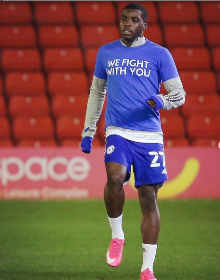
[94,39,179,132]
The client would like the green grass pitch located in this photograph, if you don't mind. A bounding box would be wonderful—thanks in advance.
[0,199,220,280]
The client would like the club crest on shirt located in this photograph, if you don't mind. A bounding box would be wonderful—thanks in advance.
[106,145,115,155]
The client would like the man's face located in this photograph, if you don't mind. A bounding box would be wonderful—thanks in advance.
[119,9,146,43]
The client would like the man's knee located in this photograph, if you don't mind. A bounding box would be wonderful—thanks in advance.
[107,174,124,188]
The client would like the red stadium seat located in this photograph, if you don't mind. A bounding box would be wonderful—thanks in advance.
[76,2,116,24]
[0,140,14,147]
[160,108,181,118]
[80,25,120,48]
[171,47,211,70]
[13,116,54,141]
[200,2,220,24]
[212,47,220,71]
[179,71,217,95]
[206,25,220,47]
[34,2,74,24]
[0,26,36,48]
[0,117,11,140]
[52,95,87,118]
[17,139,57,147]
[5,72,46,96]
[39,25,79,48]
[218,72,220,92]
[161,115,185,138]
[164,24,204,47]
[1,49,41,71]
[97,114,106,143]
[0,2,32,24]
[181,94,220,117]
[43,48,83,71]
[164,137,189,148]
[0,96,7,116]
[85,48,99,72]
[56,116,84,140]
[144,24,163,46]
[48,72,89,96]
[9,96,50,118]
[187,115,220,139]
[61,138,102,147]
[116,2,158,23]
[0,76,3,96]
[192,138,220,148]
[159,2,199,24]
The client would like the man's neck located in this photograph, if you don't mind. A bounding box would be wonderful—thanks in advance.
[121,36,146,47]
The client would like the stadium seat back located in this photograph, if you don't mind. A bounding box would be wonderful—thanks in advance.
[179,71,217,95]
[17,139,57,147]
[212,47,220,70]
[181,94,220,117]
[6,72,46,96]
[39,25,79,48]
[1,49,41,71]
[201,2,220,24]
[171,47,211,70]
[52,95,88,118]
[85,48,99,72]
[164,137,189,148]
[0,26,36,48]
[159,2,199,24]
[13,116,54,140]
[76,2,116,24]
[43,48,83,71]
[206,25,220,47]
[0,2,32,24]
[164,24,204,47]
[80,25,120,48]
[9,96,50,118]
[34,2,74,24]
[187,115,220,139]
[161,115,185,138]
[48,72,88,96]
[56,116,84,140]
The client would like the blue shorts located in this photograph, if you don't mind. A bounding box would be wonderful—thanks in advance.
[104,135,168,188]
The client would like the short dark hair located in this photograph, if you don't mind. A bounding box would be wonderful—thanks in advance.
[122,3,148,22]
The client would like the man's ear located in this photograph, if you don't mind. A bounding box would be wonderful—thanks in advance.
[143,23,147,31]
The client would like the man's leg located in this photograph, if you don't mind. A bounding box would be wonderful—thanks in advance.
[105,162,127,267]
[138,184,160,280]
[104,162,127,218]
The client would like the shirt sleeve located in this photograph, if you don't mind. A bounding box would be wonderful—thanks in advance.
[94,47,107,80]
[159,48,179,82]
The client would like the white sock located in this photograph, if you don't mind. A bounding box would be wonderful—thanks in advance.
[141,243,157,273]
[108,214,124,239]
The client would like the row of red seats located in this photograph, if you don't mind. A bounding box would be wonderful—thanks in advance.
[1,94,220,120]
[0,23,220,49]
[0,113,220,147]
[1,46,220,72]
[0,2,220,25]
[1,71,220,97]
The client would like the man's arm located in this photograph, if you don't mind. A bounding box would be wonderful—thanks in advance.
[147,77,186,110]
[81,75,107,153]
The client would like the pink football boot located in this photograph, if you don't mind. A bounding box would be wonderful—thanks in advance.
[140,268,157,280]
[106,238,125,267]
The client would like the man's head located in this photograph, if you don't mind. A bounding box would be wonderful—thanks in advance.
[120,3,148,46]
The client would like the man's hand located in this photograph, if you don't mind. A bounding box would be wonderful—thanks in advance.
[81,137,93,153]
[147,99,156,109]
[146,95,164,110]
